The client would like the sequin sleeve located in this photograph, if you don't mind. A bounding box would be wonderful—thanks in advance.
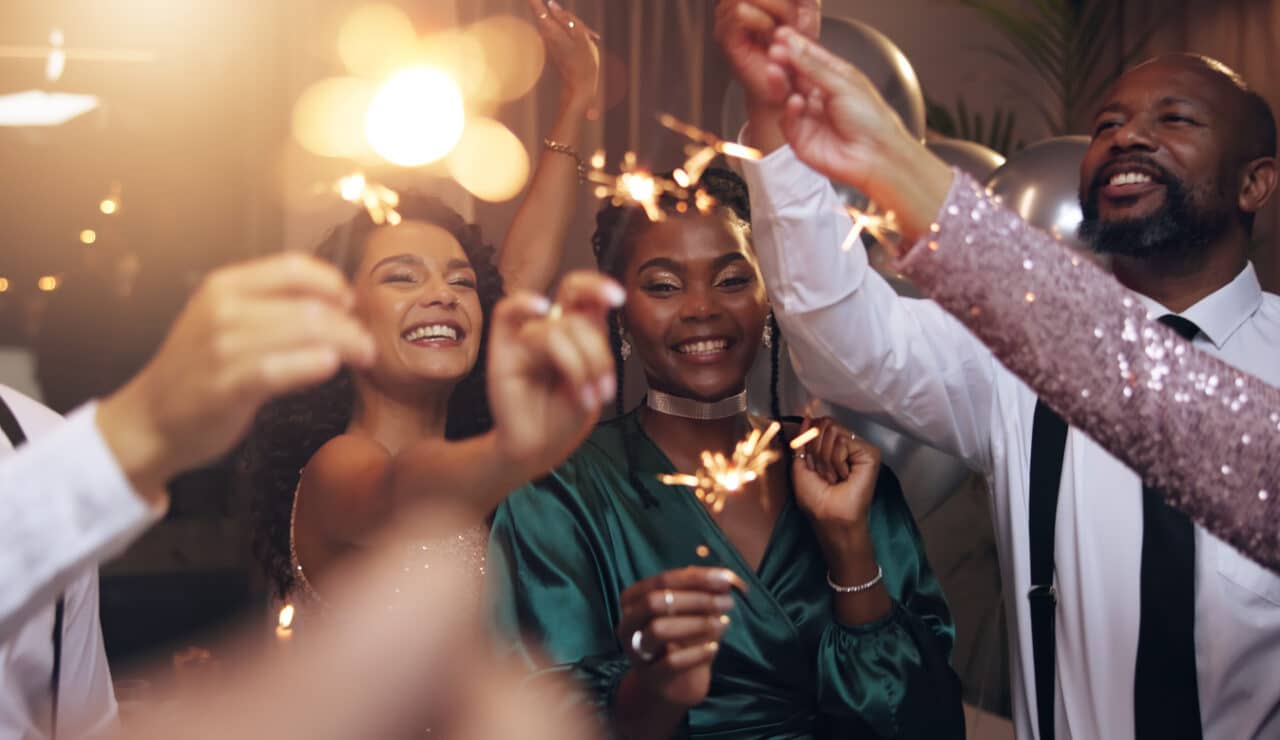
[897,169,1280,572]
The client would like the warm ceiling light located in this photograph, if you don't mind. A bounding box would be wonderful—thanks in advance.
[80,229,96,244]
[99,199,118,215]
[365,67,464,167]
[37,276,59,292]
[0,278,9,293]
[0,90,99,127]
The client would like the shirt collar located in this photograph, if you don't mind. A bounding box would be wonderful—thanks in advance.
[1135,262,1263,349]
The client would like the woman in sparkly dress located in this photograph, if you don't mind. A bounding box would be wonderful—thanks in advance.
[241,0,609,610]
[489,169,963,738]
[759,25,1280,571]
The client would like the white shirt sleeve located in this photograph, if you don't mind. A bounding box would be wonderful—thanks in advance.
[0,401,164,640]
[740,145,999,471]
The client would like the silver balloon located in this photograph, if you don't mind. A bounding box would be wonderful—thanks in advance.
[722,15,926,167]
[984,135,1092,250]
[926,138,1006,182]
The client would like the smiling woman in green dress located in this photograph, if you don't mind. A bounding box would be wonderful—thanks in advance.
[489,169,964,739]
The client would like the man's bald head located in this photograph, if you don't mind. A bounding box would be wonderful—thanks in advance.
[1126,54,1276,164]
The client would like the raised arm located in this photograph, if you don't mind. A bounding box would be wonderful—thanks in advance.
[767,25,1280,571]
[716,1,999,471]
[499,0,600,294]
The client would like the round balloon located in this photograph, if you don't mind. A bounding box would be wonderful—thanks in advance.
[926,138,1006,181]
[721,15,926,146]
[984,135,1092,250]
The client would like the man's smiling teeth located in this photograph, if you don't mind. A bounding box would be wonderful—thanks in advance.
[1109,172,1153,186]
[676,339,729,354]
[403,324,458,342]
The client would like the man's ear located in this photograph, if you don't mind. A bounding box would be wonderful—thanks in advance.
[1239,156,1279,215]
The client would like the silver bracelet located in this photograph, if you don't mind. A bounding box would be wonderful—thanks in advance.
[826,565,883,594]
[542,137,587,183]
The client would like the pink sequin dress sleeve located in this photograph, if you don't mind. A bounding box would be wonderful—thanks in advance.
[897,169,1280,571]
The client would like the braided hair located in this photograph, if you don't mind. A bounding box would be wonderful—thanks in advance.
[589,166,792,481]
[239,193,505,600]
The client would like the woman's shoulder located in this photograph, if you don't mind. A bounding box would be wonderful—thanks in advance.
[304,435,392,484]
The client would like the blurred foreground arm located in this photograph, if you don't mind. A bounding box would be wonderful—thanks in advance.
[0,254,373,638]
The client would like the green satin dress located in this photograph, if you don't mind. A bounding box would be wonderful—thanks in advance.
[489,411,964,738]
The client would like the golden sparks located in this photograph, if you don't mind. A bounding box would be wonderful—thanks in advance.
[658,421,783,514]
[789,426,821,450]
[336,173,402,226]
[586,114,764,223]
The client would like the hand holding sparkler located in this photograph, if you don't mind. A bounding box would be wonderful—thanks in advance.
[765,27,953,247]
[613,566,748,731]
[487,271,624,474]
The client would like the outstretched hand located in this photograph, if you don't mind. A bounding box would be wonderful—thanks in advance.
[764,27,953,241]
[487,270,623,475]
[530,0,600,113]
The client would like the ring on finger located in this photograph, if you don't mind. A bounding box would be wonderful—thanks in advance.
[546,302,564,321]
[663,589,675,615]
[568,20,576,28]
[630,628,656,662]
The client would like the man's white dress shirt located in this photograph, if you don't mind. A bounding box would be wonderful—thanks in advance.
[741,147,1280,740]
[0,386,162,738]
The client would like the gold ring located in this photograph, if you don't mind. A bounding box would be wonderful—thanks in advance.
[663,589,675,615]
[567,20,576,29]
[546,303,564,321]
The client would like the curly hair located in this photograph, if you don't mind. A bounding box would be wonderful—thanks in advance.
[239,193,505,600]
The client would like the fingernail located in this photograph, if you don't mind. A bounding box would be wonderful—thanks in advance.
[711,569,735,584]
[599,373,617,402]
[603,281,626,307]
[548,0,562,10]
[530,295,552,315]
[713,595,735,611]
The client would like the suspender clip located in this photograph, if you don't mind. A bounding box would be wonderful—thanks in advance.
[1028,584,1057,607]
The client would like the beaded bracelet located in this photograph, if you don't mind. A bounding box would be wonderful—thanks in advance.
[826,565,883,594]
[543,137,587,183]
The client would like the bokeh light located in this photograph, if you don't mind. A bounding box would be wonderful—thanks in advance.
[37,276,58,292]
[419,29,490,100]
[365,67,464,167]
[292,76,378,159]
[464,15,545,102]
[337,4,419,80]
[79,229,96,244]
[99,198,118,215]
[0,277,9,293]
[446,117,529,202]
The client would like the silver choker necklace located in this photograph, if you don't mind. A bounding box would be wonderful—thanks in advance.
[646,389,748,420]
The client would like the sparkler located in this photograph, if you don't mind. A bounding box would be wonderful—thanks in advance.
[336,173,402,225]
[585,115,764,223]
[659,421,784,513]
[838,202,902,253]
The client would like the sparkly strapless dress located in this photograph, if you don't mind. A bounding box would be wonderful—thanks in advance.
[286,484,489,616]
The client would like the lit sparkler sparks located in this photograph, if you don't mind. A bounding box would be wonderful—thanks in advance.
[659,421,784,513]
[838,202,902,253]
[585,114,765,223]
[789,426,821,450]
[336,173,401,225]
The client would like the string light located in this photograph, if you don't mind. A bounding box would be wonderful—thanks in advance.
[37,276,58,292]
[79,229,96,245]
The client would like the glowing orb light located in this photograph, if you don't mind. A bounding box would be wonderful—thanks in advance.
[446,117,530,202]
[365,67,464,167]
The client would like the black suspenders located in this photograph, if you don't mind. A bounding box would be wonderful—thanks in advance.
[1027,400,1069,740]
[0,394,65,739]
